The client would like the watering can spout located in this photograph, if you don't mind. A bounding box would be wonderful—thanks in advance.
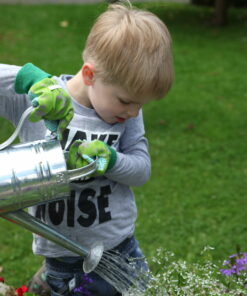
[3,210,104,273]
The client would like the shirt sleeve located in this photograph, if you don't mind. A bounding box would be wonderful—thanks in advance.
[105,110,151,187]
[0,64,29,125]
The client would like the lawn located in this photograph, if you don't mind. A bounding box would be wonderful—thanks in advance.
[0,1,247,289]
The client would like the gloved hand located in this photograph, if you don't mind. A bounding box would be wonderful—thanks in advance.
[67,140,117,175]
[15,63,74,139]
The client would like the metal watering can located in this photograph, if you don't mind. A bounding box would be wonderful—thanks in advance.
[0,107,104,273]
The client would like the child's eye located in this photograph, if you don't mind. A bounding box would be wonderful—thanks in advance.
[119,98,130,105]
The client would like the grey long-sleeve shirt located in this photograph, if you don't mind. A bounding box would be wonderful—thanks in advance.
[0,64,151,256]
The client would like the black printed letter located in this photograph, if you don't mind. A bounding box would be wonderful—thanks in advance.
[48,200,65,225]
[98,185,112,224]
[77,188,97,227]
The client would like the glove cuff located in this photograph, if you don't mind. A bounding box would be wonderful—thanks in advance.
[15,63,52,94]
[108,146,117,170]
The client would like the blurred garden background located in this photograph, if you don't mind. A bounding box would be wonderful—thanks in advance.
[0,0,246,290]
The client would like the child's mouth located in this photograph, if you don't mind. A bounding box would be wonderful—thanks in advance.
[116,117,126,123]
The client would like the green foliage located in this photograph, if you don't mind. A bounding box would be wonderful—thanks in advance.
[0,1,247,290]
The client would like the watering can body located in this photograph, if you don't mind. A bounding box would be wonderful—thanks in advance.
[0,139,69,214]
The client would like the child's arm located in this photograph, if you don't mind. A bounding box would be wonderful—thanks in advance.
[15,63,74,138]
[0,63,73,140]
[105,111,151,187]
[0,64,22,97]
[67,111,150,187]
[0,64,24,122]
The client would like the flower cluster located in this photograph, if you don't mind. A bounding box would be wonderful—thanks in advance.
[73,274,93,296]
[219,252,247,292]
[126,248,247,296]
[220,253,247,276]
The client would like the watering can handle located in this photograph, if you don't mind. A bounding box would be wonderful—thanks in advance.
[0,107,59,151]
[0,106,33,150]
[68,160,98,181]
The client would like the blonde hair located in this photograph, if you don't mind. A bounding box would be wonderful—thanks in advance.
[83,2,173,99]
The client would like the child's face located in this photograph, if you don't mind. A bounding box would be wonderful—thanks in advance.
[88,78,153,124]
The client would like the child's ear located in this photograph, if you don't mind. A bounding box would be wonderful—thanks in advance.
[81,63,95,86]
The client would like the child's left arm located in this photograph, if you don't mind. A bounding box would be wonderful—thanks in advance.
[105,110,151,187]
[67,111,150,187]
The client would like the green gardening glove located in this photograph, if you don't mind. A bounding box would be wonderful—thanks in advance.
[15,63,74,139]
[67,140,117,176]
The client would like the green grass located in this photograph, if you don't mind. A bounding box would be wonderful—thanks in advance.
[0,1,247,288]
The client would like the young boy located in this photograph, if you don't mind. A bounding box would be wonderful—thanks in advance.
[0,2,173,296]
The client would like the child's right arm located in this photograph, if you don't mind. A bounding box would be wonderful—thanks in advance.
[15,63,73,138]
[0,64,21,97]
[0,64,24,122]
[0,63,74,138]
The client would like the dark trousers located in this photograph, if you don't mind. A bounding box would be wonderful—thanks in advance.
[45,236,149,296]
